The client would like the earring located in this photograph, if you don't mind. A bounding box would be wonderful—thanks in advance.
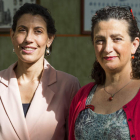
[132,55,135,59]
[13,48,15,53]
[45,47,50,56]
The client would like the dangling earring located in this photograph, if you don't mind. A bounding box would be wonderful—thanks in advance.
[13,48,15,53]
[131,55,135,59]
[45,47,50,56]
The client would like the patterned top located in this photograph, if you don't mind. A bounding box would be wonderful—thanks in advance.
[74,85,130,140]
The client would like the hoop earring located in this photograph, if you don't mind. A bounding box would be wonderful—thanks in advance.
[13,48,15,53]
[45,47,50,56]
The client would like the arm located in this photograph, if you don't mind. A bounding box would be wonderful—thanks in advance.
[65,78,81,140]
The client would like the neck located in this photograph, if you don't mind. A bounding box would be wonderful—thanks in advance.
[105,66,132,87]
[14,58,44,83]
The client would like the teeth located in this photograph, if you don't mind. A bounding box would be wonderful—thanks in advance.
[23,48,35,50]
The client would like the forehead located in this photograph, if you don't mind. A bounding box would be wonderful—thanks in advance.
[94,19,129,37]
[17,14,47,28]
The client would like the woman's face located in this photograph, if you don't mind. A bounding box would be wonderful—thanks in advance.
[93,19,139,73]
[11,14,54,64]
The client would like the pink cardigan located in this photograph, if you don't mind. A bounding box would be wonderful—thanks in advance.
[68,82,140,140]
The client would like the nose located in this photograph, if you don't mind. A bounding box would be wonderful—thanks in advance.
[104,39,113,53]
[25,31,34,43]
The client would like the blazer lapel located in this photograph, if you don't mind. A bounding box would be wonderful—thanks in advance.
[0,64,30,140]
[26,59,57,134]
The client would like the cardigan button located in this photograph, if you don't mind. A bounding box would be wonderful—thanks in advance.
[131,135,135,138]
[128,118,131,121]
[123,105,127,108]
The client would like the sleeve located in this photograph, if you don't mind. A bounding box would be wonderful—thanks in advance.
[65,77,81,140]
[68,82,95,140]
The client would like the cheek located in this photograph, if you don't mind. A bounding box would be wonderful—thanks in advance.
[36,36,48,47]
[13,35,25,45]
[94,45,103,56]
[116,44,131,55]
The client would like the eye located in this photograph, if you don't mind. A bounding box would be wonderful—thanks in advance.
[95,39,104,44]
[35,30,43,34]
[18,28,26,32]
[114,37,122,41]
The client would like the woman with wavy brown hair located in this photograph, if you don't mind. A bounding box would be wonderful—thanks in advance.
[69,6,140,140]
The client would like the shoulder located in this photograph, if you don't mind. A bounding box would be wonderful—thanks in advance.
[0,63,16,85]
[0,68,9,81]
[69,82,96,129]
[0,63,16,76]
[44,60,79,86]
[45,65,81,95]
[0,69,6,77]
[56,70,79,83]
[76,82,95,96]
[47,68,81,111]
[71,82,95,105]
[55,70,81,95]
[0,68,10,92]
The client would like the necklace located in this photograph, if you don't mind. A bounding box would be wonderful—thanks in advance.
[104,80,132,101]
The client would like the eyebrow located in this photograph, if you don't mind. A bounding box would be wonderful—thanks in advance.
[17,25,27,29]
[95,34,124,39]
[34,26,45,31]
[94,35,105,40]
[17,25,45,31]
[110,34,124,38]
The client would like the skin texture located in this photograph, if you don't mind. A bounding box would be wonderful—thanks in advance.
[10,14,54,103]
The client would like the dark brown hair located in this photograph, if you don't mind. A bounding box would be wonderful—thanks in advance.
[91,6,140,85]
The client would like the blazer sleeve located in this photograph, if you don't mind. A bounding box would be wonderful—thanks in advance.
[65,77,81,140]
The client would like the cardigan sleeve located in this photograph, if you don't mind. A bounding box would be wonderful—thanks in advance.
[68,82,95,140]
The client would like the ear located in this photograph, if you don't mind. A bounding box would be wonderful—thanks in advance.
[131,37,139,54]
[46,35,55,48]
[10,29,15,44]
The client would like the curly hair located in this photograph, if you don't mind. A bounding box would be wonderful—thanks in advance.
[12,3,56,51]
[91,6,140,85]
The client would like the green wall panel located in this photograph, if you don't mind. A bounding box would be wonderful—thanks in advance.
[41,0,80,34]
[0,37,17,70]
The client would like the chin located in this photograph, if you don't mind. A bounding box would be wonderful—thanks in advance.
[105,66,123,74]
[18,56,36,64]
[103,64,119,72]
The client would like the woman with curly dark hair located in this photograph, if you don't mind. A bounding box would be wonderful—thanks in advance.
[69,6,140,140]
[0,3,80,140]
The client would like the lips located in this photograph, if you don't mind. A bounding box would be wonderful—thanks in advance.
[103,56,117,60]
[23,47,35,50]
[22,46,37,54]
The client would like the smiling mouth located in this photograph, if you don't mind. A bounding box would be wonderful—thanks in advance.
[22,47,36,54]
[22,47,36,50]
[103,56,117,60]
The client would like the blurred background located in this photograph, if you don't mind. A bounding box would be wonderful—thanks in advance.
[0,0,95,86]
